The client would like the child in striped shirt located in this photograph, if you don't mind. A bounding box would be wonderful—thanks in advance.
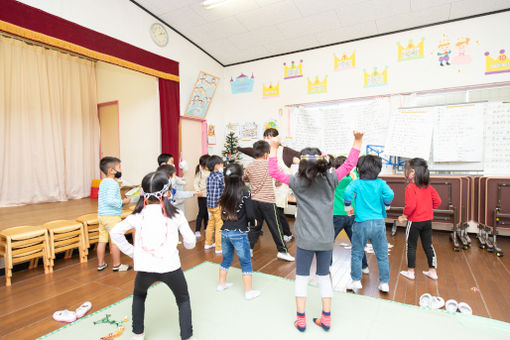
[97,157,132,272]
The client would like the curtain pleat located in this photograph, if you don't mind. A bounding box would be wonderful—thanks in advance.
[0,35,99,206]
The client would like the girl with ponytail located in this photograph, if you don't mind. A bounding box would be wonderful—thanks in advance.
[110,171,197,340]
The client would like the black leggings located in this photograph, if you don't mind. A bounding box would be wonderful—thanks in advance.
[405,220,437,269]
[132,269,193,339]
[249,200,287,252]
[195,197,208,232]
[277,207,292,237]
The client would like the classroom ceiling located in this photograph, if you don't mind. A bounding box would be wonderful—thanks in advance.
[135,0,510,66]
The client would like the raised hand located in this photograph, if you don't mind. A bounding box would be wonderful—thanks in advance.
[353,130,364,140]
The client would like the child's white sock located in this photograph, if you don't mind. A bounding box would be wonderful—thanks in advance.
[216,283,233,292]
[245,290,261,300]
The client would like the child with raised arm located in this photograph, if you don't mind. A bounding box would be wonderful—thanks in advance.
[399,158,441,280]
[331,156,369,273]
[110,171,197,340]
[217,163,260,300]
[268,131,363,333]
[344,155,394,293]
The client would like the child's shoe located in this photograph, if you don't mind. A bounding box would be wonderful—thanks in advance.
[245,290,260,300]
[378,282,389,293]
[97,263,108,271]
[277,252,295,262]
[131,333,144,340]
[204,243,215,250]
[294,312,306,332]
[362,267,370,274]
[346,280,362,291]
[422,270,438,280]
[113,264,132,272]
[313,311,331,331]
[216,283,233,292]
[215,250,222,254]
[400,270,415,280]
[195,231,201,237]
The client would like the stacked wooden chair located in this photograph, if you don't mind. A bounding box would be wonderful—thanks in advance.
[0,226,51,286]
[42,220,87,267]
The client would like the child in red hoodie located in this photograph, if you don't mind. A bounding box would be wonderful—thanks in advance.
[398,158,441,281]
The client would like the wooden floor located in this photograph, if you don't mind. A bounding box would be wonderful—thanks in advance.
[0,198,98,230]
[1,199,510,339]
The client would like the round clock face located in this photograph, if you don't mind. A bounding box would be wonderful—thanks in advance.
[150,23,168,47]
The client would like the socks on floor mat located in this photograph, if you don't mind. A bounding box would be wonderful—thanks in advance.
[313,311,331,331]
[294,312,306,332]
[216,283,233,291]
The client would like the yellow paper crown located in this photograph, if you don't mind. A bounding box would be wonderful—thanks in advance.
[262,82,279,97]
[484,49,510,75]
[363,67,388,87]
[334,53,356,69]
[307,76,327,93]
[397,39,424,60]
[283,60,303,79]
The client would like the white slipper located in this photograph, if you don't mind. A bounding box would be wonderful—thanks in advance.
[53,309,77,323]
[429,296,445,309]
[419,293,433,308]
[445,299,458,313]
[400,270,415,280]
[75,301,92,318]
[458,302,472,315]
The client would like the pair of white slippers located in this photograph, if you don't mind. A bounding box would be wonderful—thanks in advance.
[419,294,472,314]
[52,301,92,323]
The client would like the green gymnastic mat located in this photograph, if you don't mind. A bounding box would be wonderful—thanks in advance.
[38,261,510,340]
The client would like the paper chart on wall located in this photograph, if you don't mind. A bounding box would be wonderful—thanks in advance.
[384,108,435,159]
[432,104,484,162]
[484,102,510,175]
[289,97,390,155]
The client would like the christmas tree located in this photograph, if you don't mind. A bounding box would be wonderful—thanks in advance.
[222,131,241,163]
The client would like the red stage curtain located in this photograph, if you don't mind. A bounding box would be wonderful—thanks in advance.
[159,78,181,173]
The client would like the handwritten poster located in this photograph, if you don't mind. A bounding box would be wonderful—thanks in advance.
[433,104,484,162]
[484,102,510,175]
[384,108,434,159]
[240,122,258,140]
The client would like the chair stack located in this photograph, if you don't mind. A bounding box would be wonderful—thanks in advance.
[0,226,51,286]
[42,220,87,267]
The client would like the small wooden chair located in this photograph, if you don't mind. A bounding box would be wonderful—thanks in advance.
[43,220,87,266]
[0,226,51,286]
[76,213,99,255]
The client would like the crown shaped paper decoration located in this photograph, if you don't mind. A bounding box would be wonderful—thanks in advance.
[438,34,450,48]
[397,38,424,61]
[307,76,327,94]
[456,37,470,47]
[283,60,303,79]
[334,53,356,70]
[230,73,255,94]
[262,82,279,98]
[363,67,388,88]
[484,49,510,75]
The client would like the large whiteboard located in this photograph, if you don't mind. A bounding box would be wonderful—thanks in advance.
[289,97,390,155]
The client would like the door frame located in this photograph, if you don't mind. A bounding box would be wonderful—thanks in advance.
[180,115,208,156]
[97,101,120,176]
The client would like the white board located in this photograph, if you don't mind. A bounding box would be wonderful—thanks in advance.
[432,104,484,162]
[383,107,435,159]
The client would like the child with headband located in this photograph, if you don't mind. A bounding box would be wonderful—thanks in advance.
[110,171,197,340]
[267,131,363,333]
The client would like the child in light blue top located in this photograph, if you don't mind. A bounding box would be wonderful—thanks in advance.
[344,155,394,293]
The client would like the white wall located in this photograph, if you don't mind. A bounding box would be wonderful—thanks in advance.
[95,62,160,184]
[209,11,510,155]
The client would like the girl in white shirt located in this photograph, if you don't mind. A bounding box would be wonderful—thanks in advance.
[111,171,196,340]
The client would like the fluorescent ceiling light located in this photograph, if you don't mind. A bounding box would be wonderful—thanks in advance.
[202,0,234,9]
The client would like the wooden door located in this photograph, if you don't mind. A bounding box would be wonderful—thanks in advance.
[98,102,120,162]
[181,118,205,221]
